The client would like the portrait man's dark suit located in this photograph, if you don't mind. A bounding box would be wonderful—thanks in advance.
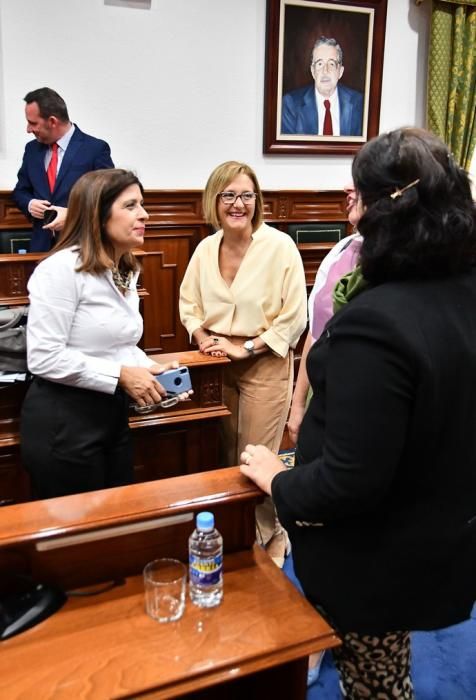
[281,83,363,136]
[13,126,113,252]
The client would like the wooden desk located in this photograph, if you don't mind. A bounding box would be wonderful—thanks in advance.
[129,351,230,485]
[0,351,230,504]
[0,468,340,699]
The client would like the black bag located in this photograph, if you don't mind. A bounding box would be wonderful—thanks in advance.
[0,306,28,373]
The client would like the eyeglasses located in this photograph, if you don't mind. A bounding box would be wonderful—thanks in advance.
[311,59,341,72]
[218,191,257,205]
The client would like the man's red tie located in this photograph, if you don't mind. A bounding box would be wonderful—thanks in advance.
[47,143,58,192]
[323,100,333,136]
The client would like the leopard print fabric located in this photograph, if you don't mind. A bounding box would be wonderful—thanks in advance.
[332,630,414,699]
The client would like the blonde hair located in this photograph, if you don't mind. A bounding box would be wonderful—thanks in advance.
[202,161,264,232]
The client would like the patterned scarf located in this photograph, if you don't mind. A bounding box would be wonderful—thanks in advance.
[111,265,133,292]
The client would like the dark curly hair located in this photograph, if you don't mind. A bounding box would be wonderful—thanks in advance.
[352,128,476,284]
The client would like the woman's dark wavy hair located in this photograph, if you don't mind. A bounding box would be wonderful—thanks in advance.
[352,128,476,284]
[53,169,143,274]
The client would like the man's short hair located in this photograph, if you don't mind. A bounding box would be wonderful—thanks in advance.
[24,87,69,123]
[311,37,343,66]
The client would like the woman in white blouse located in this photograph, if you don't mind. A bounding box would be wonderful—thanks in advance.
[21,169,188,499]
[179,161,307,563]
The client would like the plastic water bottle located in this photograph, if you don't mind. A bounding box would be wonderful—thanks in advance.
[188,511,223,608]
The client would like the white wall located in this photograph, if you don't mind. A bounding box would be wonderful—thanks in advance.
[0,0,430,190]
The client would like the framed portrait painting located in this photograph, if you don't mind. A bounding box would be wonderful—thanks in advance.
[263,0,388,155]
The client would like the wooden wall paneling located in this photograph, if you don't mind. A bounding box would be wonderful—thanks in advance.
[185,418,221,473]
[142,190,203,225]
[260,190,349,286]
[132,426,189,482]
[0,448,29,505]
[0,189,348,228]
[287,191,348,222]
[0,253,41,305]
[0,383,29,504]
[140,227,201,353]
[131,419,220,483]
[198,365,226,406]
[0,382,26,442]
[261,189,348,223]
[0,197,32,228]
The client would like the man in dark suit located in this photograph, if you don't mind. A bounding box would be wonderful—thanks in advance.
[281,37,363,136]
[13,87,114,252]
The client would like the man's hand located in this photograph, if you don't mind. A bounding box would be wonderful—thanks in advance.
[42,206,68,233]
[240,443,286,495]
[29,199,51,219]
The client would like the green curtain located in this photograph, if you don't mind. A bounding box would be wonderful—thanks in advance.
[427,0,476,169]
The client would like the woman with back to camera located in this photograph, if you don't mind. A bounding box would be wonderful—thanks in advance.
[239,128,476,698]
[179,161,307,564]
[21,168,190,499]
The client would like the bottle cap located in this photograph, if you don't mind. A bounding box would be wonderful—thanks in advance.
[196,511,214,531]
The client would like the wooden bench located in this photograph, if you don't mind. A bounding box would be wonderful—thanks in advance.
[0,467,340,698]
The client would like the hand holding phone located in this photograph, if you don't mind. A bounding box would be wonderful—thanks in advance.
[43,209,58,225]
[132,366,192,414]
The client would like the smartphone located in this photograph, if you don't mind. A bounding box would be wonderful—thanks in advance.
[157,366,192,395]
[43,209,58,225]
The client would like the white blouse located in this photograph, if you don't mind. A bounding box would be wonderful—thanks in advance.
[26,247,153,394]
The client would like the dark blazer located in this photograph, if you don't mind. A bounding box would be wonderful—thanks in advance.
[13,125,114,252]
[281,83,363,136]
[272,271,476,634]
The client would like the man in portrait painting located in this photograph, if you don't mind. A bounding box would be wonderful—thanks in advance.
[281,36,363,136]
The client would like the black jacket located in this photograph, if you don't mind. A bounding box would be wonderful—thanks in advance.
[272,271,476,634]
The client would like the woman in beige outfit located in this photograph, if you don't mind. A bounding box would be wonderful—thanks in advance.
[179,161,307,563]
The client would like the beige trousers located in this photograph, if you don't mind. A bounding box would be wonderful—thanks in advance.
[220,348,293,556]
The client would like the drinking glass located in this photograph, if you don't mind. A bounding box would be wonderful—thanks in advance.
[143,558,187,623]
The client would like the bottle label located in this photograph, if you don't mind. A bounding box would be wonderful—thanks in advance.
[189,553,223,585]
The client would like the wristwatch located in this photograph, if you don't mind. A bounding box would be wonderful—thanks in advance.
[243,339,255,355]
